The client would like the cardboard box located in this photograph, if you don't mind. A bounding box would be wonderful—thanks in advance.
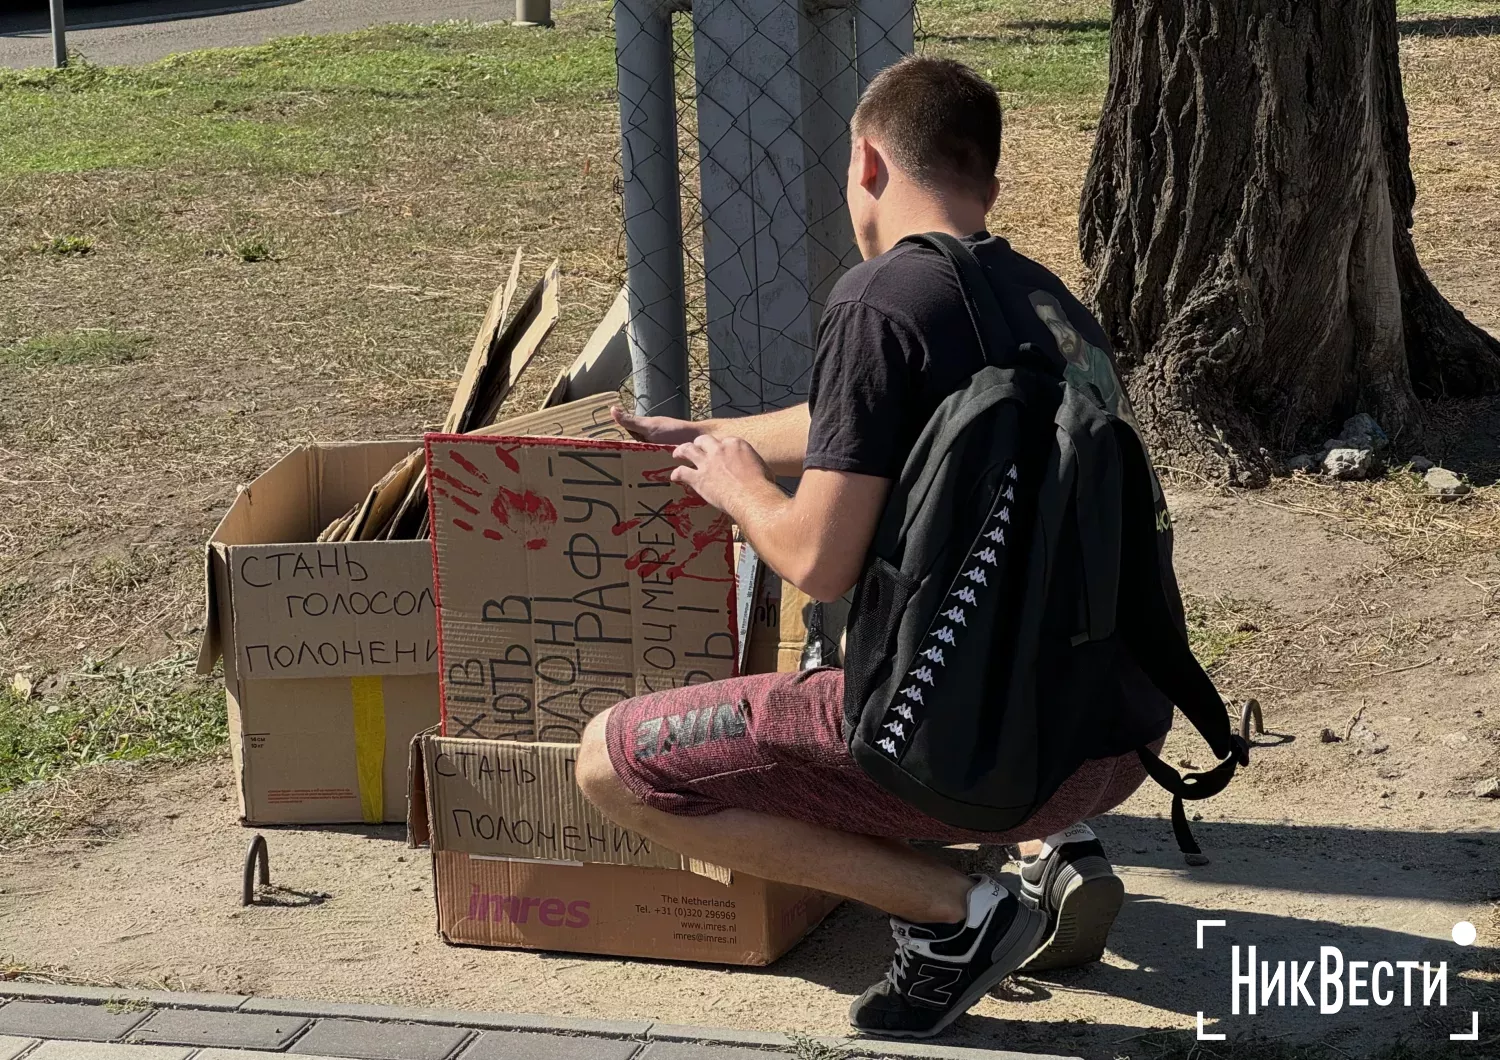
[198,440,441,825]
[418,437,838,962]
[425,435,738,741]
[408,730,841,964]
[197,402,633,825]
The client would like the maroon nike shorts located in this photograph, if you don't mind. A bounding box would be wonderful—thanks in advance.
[604,667,1159,843]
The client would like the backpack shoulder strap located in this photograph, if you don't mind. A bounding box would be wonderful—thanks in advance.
[1113,419,1249,861]
[901,232,1018,368]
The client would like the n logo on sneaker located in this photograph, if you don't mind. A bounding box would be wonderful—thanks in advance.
[907,962,965,1007]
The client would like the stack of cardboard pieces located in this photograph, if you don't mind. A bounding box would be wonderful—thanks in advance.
[197,251,629,826]
[198,249,838,965]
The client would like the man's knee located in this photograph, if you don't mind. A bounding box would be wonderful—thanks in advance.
[576,708,633,815]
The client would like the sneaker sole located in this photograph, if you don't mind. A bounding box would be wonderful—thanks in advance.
[1022,856,1124,972]
[850,901,1050,1040]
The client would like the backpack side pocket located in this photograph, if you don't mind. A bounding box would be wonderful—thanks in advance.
[842,556,919,734]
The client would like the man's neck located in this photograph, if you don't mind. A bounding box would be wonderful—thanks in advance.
[873,203,989,258]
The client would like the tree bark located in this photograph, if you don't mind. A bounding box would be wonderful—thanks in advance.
[1080,0,1500,481]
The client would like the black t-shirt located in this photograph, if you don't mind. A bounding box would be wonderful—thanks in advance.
[805,232,1122,478]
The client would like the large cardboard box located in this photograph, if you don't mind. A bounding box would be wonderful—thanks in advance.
[198,440,441,825]
[197,400,631,826]
[419,435,838,962]
[408,731,840,963]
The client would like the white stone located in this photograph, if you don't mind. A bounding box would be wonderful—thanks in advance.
[1323,448,1375,480]
[1424,467,1471,499]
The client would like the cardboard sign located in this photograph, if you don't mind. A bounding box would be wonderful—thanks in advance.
[468,394,628,444]
[415,732,680,869]
[426,436,737,742]
[227,542,438,680]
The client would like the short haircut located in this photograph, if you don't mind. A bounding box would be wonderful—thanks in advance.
[851,56,1002,198]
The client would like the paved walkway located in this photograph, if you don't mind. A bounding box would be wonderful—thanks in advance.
[0,984,1068,1060]
[1,0,515,69]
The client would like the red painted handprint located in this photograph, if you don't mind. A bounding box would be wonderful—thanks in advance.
[430,443,558,550]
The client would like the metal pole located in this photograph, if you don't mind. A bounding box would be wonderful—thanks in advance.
[50,0,68,68]
[616,0,691,420]
[514,0,553,28]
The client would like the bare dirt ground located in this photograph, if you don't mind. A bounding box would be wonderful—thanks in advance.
[2,7,1498,1059]
[2,489,1497,1058]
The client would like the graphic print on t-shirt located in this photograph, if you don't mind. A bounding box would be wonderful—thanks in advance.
[1028,289,1163,504]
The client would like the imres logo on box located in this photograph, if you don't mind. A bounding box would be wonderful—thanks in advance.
[468,886,591,927]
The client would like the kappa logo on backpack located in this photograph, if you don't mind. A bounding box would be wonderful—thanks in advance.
[874,462,1018,763]
[843,232,1249,862]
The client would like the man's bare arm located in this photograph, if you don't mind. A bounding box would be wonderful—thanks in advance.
[613,404,810,477]
[668,435,888,602]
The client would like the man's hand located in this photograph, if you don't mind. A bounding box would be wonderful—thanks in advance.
[612,406,702,445]
[670,435,775,514]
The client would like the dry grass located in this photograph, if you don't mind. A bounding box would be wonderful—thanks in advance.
[1263,472,1500,573]
[1399,21,1500,335]
[0,1,1497,834]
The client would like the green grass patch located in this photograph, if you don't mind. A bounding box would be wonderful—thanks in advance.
[1184,595,1261,673]
[0,12,617,178]
[1396,0,1500,16]
[230,236,275,263]
[30,232,92,255]
[918,0,1110,107]
[0,656,226,795]
[1,329,150,368]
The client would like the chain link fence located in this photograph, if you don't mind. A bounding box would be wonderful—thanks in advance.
[616,0,917,420]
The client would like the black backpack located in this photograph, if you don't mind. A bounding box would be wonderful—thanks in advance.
[843,233,1249,860]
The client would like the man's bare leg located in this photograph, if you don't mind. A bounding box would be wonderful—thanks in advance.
[577,711,973,924]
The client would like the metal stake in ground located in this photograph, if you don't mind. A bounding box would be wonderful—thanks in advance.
[242,834,270,905]
[49,0,67,68]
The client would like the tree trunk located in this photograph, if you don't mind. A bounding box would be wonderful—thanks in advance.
[1080,0,1500,481]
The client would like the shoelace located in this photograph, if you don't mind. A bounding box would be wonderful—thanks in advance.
[885,921,921,989]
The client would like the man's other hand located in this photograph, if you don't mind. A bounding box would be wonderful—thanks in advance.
[671,435,774,513]
[612,405,701,445]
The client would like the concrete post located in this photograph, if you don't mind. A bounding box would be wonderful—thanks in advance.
[855,0,912,89]
[514,0,554,28]
[692,0,861,416]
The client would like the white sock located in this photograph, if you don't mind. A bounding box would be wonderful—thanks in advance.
[1038,821,1096,859]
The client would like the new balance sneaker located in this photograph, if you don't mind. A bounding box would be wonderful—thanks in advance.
[849,875,1048,1039]
[1018,822,1125,972]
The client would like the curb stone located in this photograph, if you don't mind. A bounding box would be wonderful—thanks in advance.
[0,984,1078,1060]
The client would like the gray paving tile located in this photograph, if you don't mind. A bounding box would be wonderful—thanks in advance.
[459,1030,642,1060]
[290,1019,473,1060]
[0,1035,36,1060]
[127,1007,308,1049]
[27,1043,194,1060]
[638,1046,787,1060]
[0,1000,150,1042]
[197,1052,363,1060]
[239,999,649,1038]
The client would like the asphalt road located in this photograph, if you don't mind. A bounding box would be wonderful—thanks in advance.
[0,0,517,69]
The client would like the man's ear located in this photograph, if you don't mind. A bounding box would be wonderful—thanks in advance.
[983,174,1000,213]
[853,135,883,194]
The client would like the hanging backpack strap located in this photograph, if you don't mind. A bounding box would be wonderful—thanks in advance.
[1112,419,1249,863]
[900,232,1019,369]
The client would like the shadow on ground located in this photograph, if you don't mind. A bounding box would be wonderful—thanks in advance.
[771,815,1498,1057]
[1421,395,1500,485]
[1400,14,1500,39]
[0,0,302,36]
